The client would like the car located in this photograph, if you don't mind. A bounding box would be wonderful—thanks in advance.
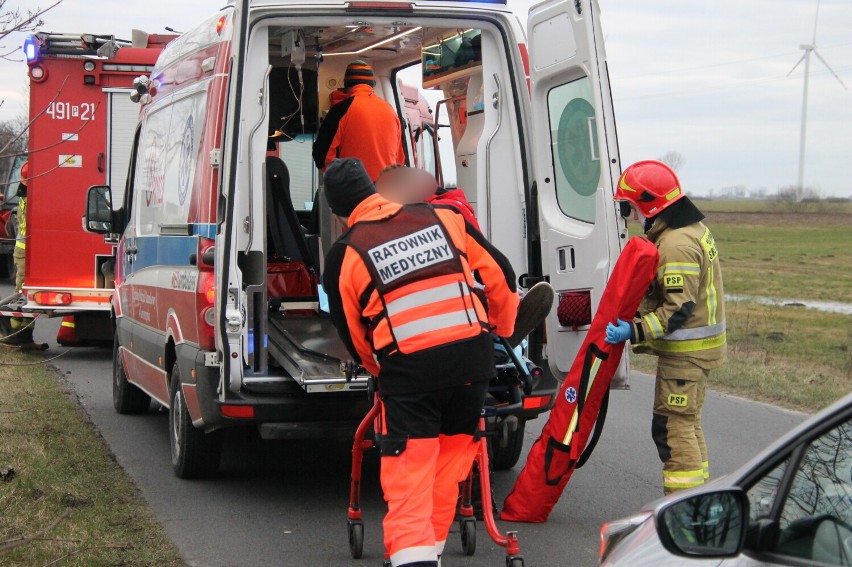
[599,392,852,566]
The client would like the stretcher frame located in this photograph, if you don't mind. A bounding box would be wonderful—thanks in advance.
[346,337,529,567]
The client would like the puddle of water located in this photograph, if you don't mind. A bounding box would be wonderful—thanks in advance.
[728,294,852,316]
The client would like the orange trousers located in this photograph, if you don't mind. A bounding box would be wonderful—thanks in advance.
[380,381,487,567]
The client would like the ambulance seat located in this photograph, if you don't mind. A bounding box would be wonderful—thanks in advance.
[266,157,316,267]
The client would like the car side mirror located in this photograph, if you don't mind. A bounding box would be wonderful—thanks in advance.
[85,185,113,234]
[657,489,748,558]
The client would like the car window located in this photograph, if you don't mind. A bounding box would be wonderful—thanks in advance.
[746,458,789,522]
[772,420,852,566]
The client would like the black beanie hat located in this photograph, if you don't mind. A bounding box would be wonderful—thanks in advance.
[344,60,375,88]
[324,158,376,217]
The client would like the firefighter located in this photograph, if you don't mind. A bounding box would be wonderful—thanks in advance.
[322,158,518,567]
[605,160,726,495]
[312,60,406,181]
[0,161,38,347]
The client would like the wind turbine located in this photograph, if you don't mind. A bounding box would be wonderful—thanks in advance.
[787,0,847,200]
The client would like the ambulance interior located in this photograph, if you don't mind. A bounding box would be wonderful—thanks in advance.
[244,18,528,390]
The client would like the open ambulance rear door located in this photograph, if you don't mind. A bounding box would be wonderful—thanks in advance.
[216,0,253,394]
[527,0,630,387]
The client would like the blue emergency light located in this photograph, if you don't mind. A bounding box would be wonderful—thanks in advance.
[23,35,38,62]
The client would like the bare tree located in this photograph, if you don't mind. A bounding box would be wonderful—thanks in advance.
[657,151,686,172]
[0,0,63,61]
[0,115,27,183]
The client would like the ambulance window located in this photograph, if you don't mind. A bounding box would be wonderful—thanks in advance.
[278,135,318,210]
[548,76,601,224]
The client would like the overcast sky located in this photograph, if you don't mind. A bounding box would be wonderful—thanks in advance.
[4,0,851,196]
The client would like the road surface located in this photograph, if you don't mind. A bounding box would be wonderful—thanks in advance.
[27,314,805,566]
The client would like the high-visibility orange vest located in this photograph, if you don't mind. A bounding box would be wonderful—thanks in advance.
[338,205,489,357]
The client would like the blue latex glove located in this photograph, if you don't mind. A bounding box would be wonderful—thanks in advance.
[605,319,632,344]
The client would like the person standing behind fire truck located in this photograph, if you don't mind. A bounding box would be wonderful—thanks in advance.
[312,60,405,181]
[605,160,726,495]
[322,158,518,567]
[2,161,37,346]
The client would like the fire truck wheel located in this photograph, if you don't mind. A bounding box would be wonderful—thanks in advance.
[169,364,223,479]
[113,338,151,414]
[489,419,526,470]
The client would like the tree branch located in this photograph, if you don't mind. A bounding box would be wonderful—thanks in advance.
[42,543,130,567]
[0,508,72,554]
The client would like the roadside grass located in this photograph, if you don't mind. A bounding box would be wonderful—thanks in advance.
[710,215,852,303]
[626,204,852,412]
[0,349,185,567]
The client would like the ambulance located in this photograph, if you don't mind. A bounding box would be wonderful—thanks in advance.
[22,31,174,342]
[85,0,628,478]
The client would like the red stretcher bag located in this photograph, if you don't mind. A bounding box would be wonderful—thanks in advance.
[501,237,659,523]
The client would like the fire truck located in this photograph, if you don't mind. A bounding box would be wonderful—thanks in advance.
[21,31,175,343]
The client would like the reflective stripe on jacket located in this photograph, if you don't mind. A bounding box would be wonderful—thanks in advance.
[324,194,518,377]
[632,220,726,366]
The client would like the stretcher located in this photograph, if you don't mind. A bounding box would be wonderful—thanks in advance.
[501,237,659,522]
[346,336,536,567]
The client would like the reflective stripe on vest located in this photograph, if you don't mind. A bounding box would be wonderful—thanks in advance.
[384,281,465,318]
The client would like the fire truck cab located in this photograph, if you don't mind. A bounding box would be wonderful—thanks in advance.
[85,0,627,478]
[22,31,174,343]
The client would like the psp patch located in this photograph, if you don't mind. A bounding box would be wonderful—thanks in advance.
[565,386,577,404]
[664,274,684,288]
[667,393,688,407]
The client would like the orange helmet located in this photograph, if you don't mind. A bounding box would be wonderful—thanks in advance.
[20,161,29,186]
[615,160,684,218]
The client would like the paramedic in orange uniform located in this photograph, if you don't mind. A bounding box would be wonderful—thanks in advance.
[322,158,518,567]
[312,60,406,181]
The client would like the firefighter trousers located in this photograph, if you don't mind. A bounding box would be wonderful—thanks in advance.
[380,380,487,567]
[651,358,709,495]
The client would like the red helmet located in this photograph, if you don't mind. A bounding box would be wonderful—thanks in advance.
[615,160,684,218]
[20,161,28,186]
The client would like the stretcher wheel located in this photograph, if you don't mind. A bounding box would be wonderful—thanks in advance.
[460,518,476,556]
[348,519,364,559]
[506,556,524,567]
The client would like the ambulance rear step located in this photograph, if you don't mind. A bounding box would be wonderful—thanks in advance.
[263,316,370,394]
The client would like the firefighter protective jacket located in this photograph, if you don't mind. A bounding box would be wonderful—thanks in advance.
[312,84,406,181]
[323,194,518,390]
[631,220,726,368]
